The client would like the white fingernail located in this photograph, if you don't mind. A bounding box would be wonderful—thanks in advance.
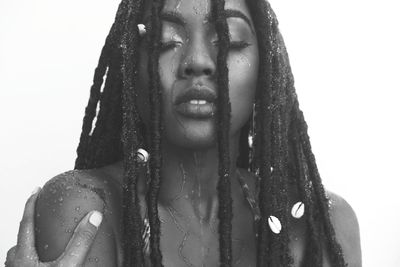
[31,187,41,195]
[89,211,103,228]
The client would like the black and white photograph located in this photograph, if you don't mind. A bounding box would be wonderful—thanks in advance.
[1,0,399,266]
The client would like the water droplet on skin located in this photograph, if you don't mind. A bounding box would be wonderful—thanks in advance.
[44,244,49,250]
[76,242,81,247]
[75,206,81,212]
[175,0,182,9]
[70,252,79,257]
[74,217,79,223]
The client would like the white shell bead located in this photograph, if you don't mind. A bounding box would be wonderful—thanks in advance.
[248,135,253,147]
[291,202,305,219]
[137,148,149,163]
[268,216,282,234]
[137,24,146,36]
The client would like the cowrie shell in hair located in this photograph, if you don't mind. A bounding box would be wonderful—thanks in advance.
[268,216,282,234]
[137,148,149,163]
[137,24,146,36]
[291,202,305,219]
[248,135,253,147]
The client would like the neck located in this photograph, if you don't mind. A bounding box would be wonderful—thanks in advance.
[158,134,240,221]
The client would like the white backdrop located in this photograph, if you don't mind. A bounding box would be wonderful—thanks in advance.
[1,0,399,266]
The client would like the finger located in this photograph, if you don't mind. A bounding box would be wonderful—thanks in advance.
[17,187,41,253]
[5,245,38,267]
[58,210,103,266]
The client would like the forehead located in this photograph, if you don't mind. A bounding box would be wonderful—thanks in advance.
[160,0,252,21]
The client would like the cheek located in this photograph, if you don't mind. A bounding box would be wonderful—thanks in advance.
[136,49,180,125]
[227,49,259,132]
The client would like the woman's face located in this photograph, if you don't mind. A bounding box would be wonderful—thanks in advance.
[137,0,259,149]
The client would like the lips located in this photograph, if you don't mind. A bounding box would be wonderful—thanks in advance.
[174,86,217,119]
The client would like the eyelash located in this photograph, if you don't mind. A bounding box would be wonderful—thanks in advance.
[160,41,182,51]
[159,40,251,52]
[228,41,251,50]
[212,40,251,50]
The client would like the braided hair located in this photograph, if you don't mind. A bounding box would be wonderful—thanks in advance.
[74,0,347,266]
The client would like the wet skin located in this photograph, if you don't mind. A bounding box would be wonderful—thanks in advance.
[136,0,259,149]
[34,0,362,266]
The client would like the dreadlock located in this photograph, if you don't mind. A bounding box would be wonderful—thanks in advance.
[212,0,234,266]
[146,0,164,265]
[244,1,346,266]
[74,0,347,266]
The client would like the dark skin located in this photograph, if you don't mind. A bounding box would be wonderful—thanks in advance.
[34,0,362,266]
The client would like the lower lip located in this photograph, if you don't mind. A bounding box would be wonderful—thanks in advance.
[175,102,216,119]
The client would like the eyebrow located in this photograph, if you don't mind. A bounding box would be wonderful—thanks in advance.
[223,9,254,33]
[160,11,186,26]
[159,9,254,33]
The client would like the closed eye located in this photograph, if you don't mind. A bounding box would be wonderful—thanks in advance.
[229,41,251,50]
[212,40,251,50]
[160,41,183,51]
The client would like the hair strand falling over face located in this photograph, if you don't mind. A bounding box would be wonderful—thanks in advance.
[75,0,347,266]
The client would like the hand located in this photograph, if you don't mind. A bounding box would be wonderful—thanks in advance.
[5,188,103,267]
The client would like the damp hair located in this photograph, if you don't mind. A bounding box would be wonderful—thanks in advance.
[74,0,347,266]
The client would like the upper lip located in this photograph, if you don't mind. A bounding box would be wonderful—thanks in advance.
[174,85,217,105]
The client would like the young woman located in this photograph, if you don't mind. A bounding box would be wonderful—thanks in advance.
[6,0,362,266]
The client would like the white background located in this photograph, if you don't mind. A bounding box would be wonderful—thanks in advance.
[1,0,399,266]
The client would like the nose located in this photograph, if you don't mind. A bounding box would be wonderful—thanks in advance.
[178,39,216,79]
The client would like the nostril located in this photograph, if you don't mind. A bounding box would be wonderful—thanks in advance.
[184,68,194,76]
[182,67,213,77]
[204,69,212,76]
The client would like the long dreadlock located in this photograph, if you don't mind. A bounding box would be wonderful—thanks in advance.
[213,0,233,266]
[74,0,347,266]
[146,0,164,265]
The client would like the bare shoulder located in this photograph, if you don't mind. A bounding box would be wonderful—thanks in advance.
[35,167,122,265]
[326,191,362,267]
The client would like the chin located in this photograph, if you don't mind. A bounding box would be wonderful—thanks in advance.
[164,121,217,150]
